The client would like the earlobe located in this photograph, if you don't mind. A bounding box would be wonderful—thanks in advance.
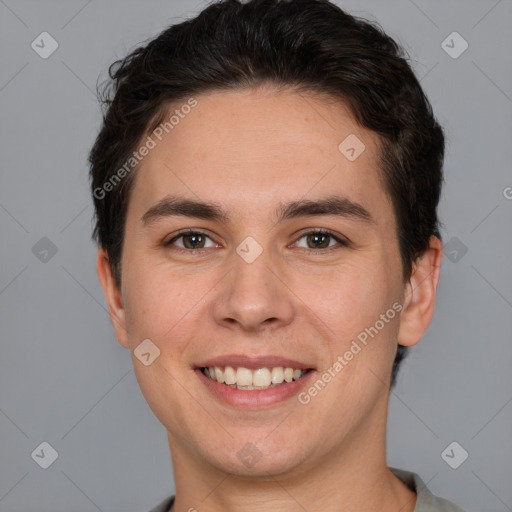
[397,236,443,347]
[96,248,130,348]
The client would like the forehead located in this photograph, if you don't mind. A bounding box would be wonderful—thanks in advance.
[128,87,394,228]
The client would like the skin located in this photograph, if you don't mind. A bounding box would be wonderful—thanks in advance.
[97,86,442,512]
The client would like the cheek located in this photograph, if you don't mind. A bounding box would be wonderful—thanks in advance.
[292,257,400,384]
[295,260,391,337]
[121,261,180,340]
[121,256,217,346]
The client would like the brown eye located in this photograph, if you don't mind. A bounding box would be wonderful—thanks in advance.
[181,232,206,249]
[165,230,216,250]
[295,230,348,250]
[305,233,331,249]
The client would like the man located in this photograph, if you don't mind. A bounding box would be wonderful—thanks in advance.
[89,1,465,510]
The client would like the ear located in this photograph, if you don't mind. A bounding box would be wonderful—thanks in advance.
[96,248,130,348]
[397,235,443,347]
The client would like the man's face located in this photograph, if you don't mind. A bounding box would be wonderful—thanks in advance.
[107,88,411,476]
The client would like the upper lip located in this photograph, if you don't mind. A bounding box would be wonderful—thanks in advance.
[195,354,316,370]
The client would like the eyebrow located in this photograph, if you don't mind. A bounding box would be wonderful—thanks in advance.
[141,195,375,226]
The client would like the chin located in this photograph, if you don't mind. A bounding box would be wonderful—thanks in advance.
[201,440,311,479]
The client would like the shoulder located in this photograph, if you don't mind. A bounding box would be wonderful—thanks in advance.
[390,467,467,512]
[146,495,175,512]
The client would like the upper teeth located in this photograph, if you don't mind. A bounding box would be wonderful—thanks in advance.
[202,366,307,388]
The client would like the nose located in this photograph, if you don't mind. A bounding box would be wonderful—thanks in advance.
[212,245,295,333]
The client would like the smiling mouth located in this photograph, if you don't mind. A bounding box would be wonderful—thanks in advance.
[199,365,313,390]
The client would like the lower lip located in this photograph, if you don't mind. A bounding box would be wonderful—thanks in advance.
[195,368,316,409]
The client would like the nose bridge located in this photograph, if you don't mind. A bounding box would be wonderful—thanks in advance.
[213,239,294,331]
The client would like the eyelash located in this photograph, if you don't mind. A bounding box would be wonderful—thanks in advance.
[164,228,349,254]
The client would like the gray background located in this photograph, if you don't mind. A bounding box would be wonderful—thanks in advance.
[1,0,511,511]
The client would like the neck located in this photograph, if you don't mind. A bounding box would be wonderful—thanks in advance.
[166,398,416,512]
